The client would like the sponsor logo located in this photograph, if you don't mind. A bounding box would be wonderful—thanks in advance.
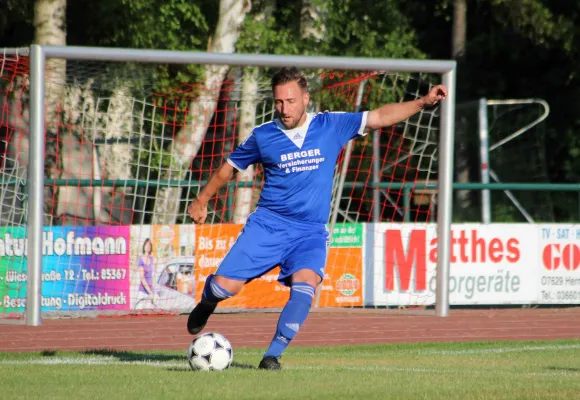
[542,244,580,271]
[276,335,289,344]
[278,149,325,174]
[385,229,521,292]
[156,226,175,245]
[336,273,360,296]
[280,149,321,162]
[385,230,427,291]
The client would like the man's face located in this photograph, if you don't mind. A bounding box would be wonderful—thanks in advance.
[273,81,310,129]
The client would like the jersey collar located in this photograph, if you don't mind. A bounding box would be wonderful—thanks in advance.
[274,113,314,149]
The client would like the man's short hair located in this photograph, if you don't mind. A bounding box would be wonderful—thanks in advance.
[271,67,308,92]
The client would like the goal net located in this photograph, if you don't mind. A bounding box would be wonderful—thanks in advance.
[455,98,551,223]
[0,47,453,322]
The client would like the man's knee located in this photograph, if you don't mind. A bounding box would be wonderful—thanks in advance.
[213,275,245,296]
[291,268,322,288]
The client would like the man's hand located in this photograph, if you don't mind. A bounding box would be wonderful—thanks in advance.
[422,85,448,106]
[366,84,449,130]
[188,198,208,224]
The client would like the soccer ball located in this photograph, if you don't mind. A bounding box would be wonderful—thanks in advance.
[187,332,234,371]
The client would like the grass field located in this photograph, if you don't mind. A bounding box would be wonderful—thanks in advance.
[1,339,580,400]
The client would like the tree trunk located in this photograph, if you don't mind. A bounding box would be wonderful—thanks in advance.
[232,68,258,224]
[2,86,29,227]
[151,0,251,225]
[300,0,325,41]
[34,0,67,225]
[230,1,277,223]
[452,0,472,218]
[91,88,136,224]
[452,0,467,58]
[300,0,325,92]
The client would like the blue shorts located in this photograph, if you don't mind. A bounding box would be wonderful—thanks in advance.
[215,207,330,286]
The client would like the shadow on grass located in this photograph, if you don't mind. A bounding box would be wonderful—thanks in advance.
[231,361,257,370]
[34,348,189,364]
[546,366,580,373]
[38,349,256,372]
[167,366,191,372]
[79,349,186,363]
[168,362,257,373]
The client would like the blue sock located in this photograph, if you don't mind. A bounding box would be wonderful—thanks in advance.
[264,282,315,359]
[202,274,233,303]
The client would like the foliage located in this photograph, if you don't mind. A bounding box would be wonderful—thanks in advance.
[320,0,424,59]
[1,0,579,221]
[488,0,576,54]
[0,0,34,46]
[67,0,211,91]
[236,3,301,56]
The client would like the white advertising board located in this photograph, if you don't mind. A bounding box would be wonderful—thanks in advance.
[537,225,580,304]
[367,223,543,306]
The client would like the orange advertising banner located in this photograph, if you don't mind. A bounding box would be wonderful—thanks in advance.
[194,223,364,309]
[194,224,289,308]
[320,224,364,307]
[319,248,364,307]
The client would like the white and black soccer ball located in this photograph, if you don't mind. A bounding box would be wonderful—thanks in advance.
[187,332,233,371]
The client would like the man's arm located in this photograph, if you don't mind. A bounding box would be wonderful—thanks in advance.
[197,162,236,204]
[188,162,236,224]
[366,85,447,130]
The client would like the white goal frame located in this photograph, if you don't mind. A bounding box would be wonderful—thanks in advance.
[18,44,456,325]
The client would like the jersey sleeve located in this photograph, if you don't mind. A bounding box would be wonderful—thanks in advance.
[328,111,369,146]
[227,132,261,171]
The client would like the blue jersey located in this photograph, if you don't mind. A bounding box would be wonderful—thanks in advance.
[227,111,368,224]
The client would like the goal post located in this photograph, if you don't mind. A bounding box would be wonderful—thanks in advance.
[5,44,456,325]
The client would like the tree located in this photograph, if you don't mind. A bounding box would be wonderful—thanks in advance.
[300,0,325,42]
[35,0,67,225]
[404,0,579,221]
[452,0,472,218]
[151,0,252,224]
[232,67,259,224]
[66,0,213,224]
[452,0,467,58]
[231,0,328,223]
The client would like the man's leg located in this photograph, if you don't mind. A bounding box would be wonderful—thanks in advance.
[187,275,245,335]
[259,268,321,370]
[187,214,284,335]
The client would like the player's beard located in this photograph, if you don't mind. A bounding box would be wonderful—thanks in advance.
[280,110,306,130]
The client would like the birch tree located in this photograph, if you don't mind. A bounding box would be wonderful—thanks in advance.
[34,0,67,224]
[151,0,251,224]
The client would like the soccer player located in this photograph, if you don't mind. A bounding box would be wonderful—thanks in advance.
[187,67,447,370]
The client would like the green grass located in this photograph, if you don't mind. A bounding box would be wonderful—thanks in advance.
[2,340,580,400]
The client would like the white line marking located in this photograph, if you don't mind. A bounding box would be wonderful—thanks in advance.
[235,343,580,357]
[0,357,578,378]
[285,365,580,377]
[0,357,187,368]
[422,344,580,356]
